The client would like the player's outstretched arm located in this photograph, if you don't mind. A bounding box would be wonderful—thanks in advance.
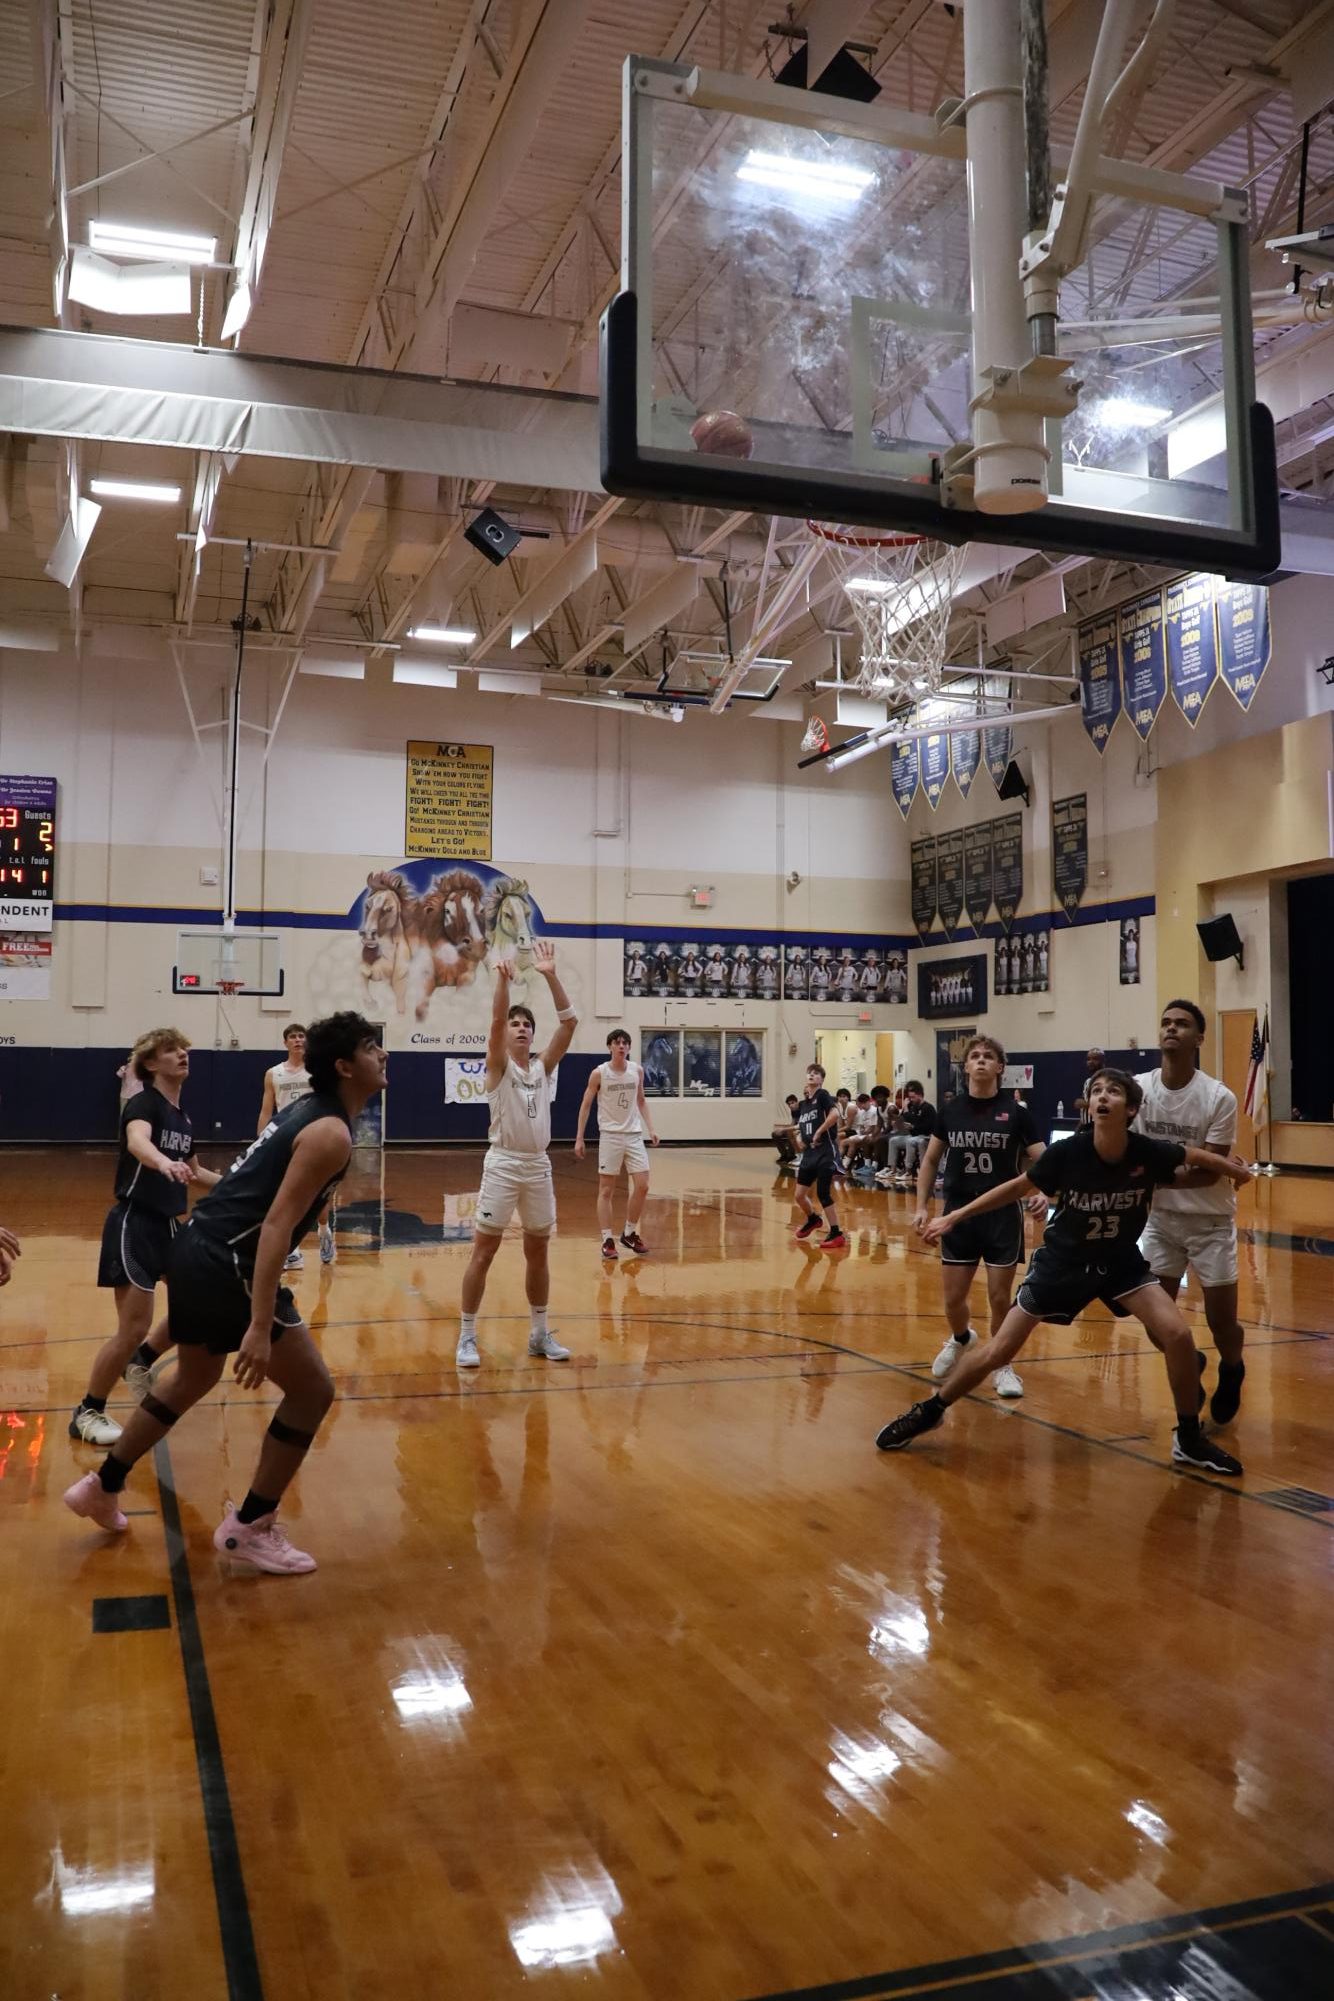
[1022,1141,1049,1214]
[921,1172,1035,1243]
[1175,1144,1253,1188]
[912,1136,946,1232]
[637,1077,658,1145]
[256,1074,276,1135]
[485,957,515,1089]
[534,939,577,1073]
[234,1120,351,1389]
[125,1116,193,1185]
[574,1068,600,1158]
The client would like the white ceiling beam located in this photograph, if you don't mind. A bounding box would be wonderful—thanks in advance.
[220,0,312,342]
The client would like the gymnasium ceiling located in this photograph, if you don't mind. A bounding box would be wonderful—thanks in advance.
[3,0,1334,721]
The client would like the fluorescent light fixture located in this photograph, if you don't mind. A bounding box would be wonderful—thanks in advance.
[1096,397,1172,428]
[737,150,874,204]
[68,246,192,316]
[89,478,182,504]
[89,219,216,263]
[407,625,476,645]
[393,659,458,689]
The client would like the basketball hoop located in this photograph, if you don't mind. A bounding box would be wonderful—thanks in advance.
[808,520,966,702]
[800,714,830,755]
[216,979,243,998]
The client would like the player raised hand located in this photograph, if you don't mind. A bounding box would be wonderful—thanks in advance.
[533,937,557,978]
[493,954,518,985]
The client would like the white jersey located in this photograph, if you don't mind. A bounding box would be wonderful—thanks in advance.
[596,1060,642,1136]
[268,1061,312,1115]
[487,1055,552,1156]
[1134,1067,1237,1216]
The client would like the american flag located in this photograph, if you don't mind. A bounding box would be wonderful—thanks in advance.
[1243,1008,1269,1119]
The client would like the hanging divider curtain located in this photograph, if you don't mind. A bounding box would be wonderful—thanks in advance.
[936,828,965,935]
[1215,581,1272,711]
[911,835,939,939]
[964,820,994,928]
[920,732,950,810]
[951,728,980,797]
[1076,615,1120,753]
[1052,793,1089,921]
[891,737,920,819]
[1118,587,1167,742]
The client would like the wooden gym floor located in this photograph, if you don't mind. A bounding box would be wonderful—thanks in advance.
[3,1145,1333,2000]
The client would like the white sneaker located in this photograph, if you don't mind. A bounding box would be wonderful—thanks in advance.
[319,1223,336,1266]
[68,1403,123,1446]
[456,1331,480,1369]
[993,1364,1024,1399]
[930,1330,978,1381]
[528,1328,570,1362]
[123,1358,159,1400]
[283,1248,304,1271]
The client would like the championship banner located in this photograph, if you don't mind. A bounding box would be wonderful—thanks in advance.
[1215,581,1271,712]
[936,828,965,935]
[891,737,920,819]
[963,820,994,928]
[992,813,1023,931]
[1052,793,1088,921]
[920,732,950,811]
[1118,587,1168,742]
[910,835,938,939]
[983,725,1013,793]
[405,741,493,858]
[1165,574,1219,728]
[951,728,981,798]
[1076,615,1120,754]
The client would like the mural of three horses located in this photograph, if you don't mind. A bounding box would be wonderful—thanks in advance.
[359,869,537,1020]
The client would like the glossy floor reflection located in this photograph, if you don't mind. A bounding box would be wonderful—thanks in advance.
[3,1146,1333,2000]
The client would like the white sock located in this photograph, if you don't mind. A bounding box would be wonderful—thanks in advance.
[460,1313,477,1340]
[530,1307,548,1338]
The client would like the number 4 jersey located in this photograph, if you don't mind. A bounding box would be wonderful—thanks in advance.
[1024,1128,1185,1255]
[932,1092,1040,1210]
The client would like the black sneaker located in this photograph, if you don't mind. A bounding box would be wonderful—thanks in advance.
[876,1398,945,1452]
[794,1216,823,1241]
[820,1228,847,1251]
[1172,1428,1243,1476]
[1210,1360,1246,1426]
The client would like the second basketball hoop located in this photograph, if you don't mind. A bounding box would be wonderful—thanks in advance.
[808,522,965,703]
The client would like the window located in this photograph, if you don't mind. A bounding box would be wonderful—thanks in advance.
[640,1030,765,1098]
[641,1030,681,1097]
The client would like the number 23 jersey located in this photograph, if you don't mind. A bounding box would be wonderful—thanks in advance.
[1025,1128,1185,1256]
[932,1093,1039,1209]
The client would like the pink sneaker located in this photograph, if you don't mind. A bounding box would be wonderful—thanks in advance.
[214,1507,316,1575]
[63,1469,128,1533]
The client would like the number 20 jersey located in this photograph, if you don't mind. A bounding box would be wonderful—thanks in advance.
[932,1092,1039,1209]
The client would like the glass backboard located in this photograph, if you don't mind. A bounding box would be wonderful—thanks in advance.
[172,926,285,997]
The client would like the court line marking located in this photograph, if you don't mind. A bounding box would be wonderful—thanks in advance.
[153,1440,265,2001]
[736,1880,1334,2000]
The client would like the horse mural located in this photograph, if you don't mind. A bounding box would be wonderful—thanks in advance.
[353,862,544,1019]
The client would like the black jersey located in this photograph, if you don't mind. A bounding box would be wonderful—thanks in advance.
[796,1089,837,1160]
[933,1092,1039,1207]
[190,1092,352,1269]
[1025,1128,1184,1257]
[115,1088,195,1218]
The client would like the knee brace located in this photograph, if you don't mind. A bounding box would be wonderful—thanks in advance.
[141,1393,180,1428]
[267,1415,316,1453]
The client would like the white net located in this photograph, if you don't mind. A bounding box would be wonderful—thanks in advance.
[809,523,966,701]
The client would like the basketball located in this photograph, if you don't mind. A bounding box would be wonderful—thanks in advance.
[690,409,754,459]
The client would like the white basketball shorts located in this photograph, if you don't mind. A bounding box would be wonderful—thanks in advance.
[474,1148,556,1238]
[1139,1212,1238,1289]
[598,1132,650,1177]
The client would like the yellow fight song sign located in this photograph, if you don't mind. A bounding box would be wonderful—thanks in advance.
[405,742,493,859]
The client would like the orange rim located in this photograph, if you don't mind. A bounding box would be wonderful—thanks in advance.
[807,519,924,550]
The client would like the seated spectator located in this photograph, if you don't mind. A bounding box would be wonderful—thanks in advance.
[772,1093,801,1166]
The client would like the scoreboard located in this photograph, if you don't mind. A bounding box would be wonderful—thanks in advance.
[0,775,56,932]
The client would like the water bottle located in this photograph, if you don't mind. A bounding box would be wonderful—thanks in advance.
[1056,1099,1064,1119]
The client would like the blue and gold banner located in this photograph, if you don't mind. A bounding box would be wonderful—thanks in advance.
[983,725,1013,793]
[1118,588,1167,742]
[951,728,981,798]
[936,828,965,935]
[1215,581,1271,712]
[891,737,920,819]
[1052,793,1088,922]
[992,813,1023,930]
[910,835,938,939]
[1165,573,1219,728]
[963,821,993,927]
[921,732,950,811]
[1076,615,1120,753]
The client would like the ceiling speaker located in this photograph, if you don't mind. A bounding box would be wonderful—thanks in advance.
[1197,912,1244,967]
[464,508,521,566]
